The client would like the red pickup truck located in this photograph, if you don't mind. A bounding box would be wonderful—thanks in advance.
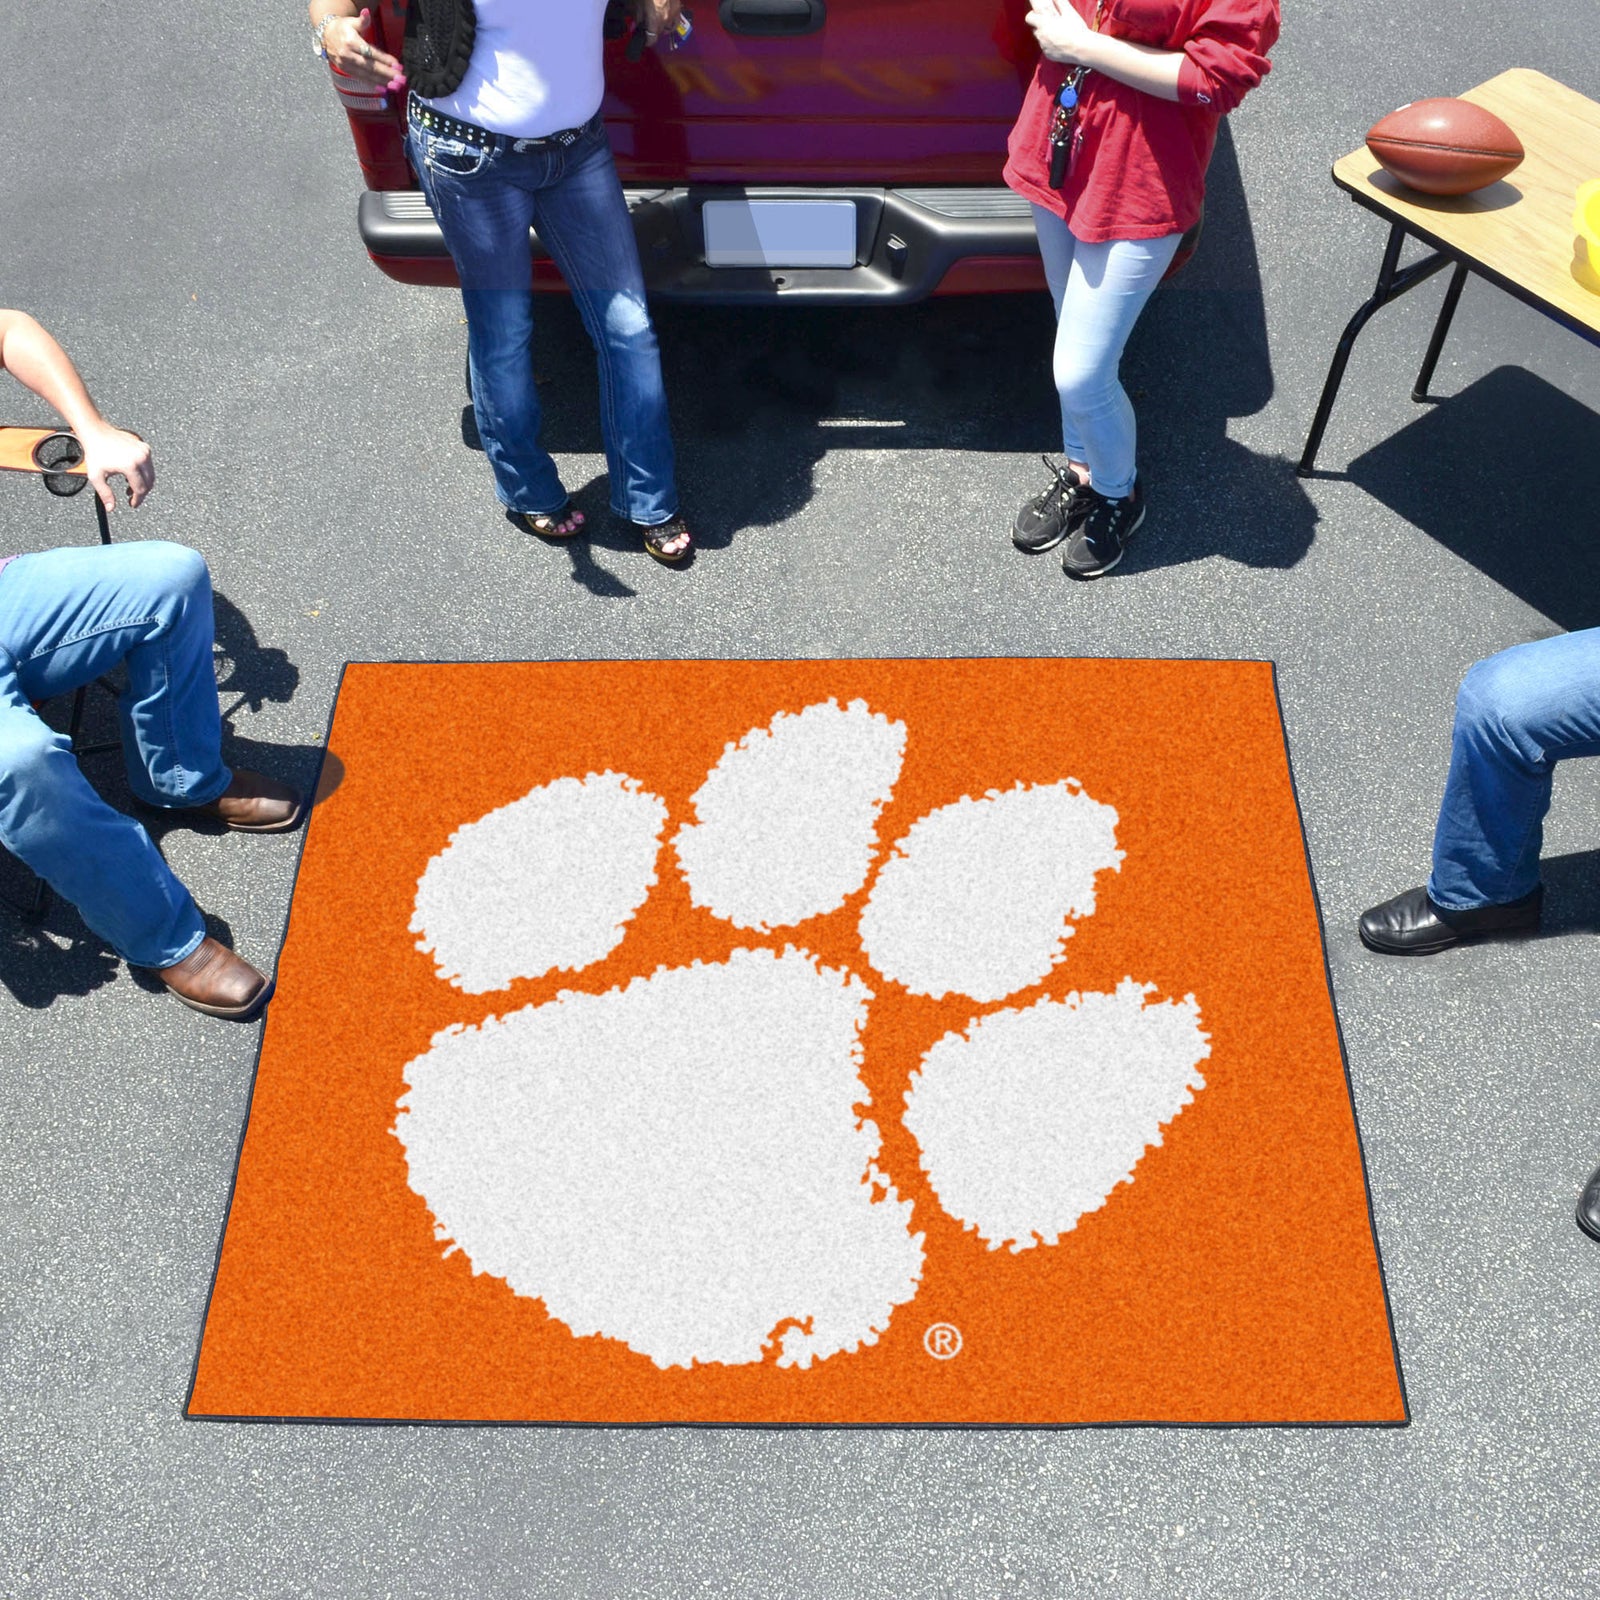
[337,0,1085,303]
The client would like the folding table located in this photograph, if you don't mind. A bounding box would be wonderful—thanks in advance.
[1299,69,1600,476]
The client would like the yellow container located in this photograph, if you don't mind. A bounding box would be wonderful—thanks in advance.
[1573,179,1600,293]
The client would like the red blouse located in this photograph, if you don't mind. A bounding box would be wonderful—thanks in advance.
[1003,0,1279,243]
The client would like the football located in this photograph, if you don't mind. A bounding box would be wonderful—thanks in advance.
[1366,98,1525,196]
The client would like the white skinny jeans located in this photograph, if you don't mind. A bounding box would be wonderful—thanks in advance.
[1031,204,1181,500]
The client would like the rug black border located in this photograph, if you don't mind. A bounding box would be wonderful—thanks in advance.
[184,655,1411,1433]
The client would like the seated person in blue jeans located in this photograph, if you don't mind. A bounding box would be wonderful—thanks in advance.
[1358,626,1600,1241]
[0,309,301,1020]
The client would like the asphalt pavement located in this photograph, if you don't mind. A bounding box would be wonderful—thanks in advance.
[2,1,1599,1595]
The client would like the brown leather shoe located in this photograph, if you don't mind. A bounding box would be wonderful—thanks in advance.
[192,770,304,833]
[156,937,273,1019]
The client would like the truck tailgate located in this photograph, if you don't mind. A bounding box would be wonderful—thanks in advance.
[603,0,1037,186]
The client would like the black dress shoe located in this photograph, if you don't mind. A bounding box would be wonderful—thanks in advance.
[1578,1165,1600,1243]
[1357,883,1542,955]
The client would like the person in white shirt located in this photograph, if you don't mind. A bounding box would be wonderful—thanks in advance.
[312,0,693,564]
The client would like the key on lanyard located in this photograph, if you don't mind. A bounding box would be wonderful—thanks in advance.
[1044,0,1104,188]
[1048,68,1087,189]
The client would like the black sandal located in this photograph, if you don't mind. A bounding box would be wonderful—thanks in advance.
[516,501,586,541]
[636,514,693,565]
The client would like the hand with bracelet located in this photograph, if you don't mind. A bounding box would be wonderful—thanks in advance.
[631,0,685,49]
[309,2,406,92]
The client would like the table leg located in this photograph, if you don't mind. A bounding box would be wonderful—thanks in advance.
[0,860,53,922]
[1411,263,1469,402]
[67,675,125,759]
[23,873,51,921]
[1297,222,1454,476]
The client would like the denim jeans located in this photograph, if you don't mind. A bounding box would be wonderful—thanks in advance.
[0,542,228,967]
[408,111,679,526]
[1031,206,1180,500]
[1428,627,1600,910]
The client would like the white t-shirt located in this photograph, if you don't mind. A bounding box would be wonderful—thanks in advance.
[420,0,610,140]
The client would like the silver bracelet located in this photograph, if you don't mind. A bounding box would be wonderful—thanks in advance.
[311,11,346,62]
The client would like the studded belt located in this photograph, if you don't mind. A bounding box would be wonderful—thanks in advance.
[408,95,594,152]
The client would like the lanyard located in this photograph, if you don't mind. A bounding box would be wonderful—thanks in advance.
[1046,0,1107,188]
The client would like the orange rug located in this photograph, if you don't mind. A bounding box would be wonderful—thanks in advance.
[188,659,1406,1427]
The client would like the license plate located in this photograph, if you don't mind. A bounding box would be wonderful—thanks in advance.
[701,200,858,269]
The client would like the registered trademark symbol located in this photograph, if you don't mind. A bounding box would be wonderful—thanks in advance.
[923,1322,963,1360]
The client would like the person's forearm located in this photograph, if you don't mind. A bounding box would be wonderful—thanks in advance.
[1081,34,1184,101]
[0,310,109,437]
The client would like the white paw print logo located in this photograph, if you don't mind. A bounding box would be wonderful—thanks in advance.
[394,701,1210,1371]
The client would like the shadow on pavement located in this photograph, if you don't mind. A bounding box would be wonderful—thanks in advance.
[1540,848,1600,936]
[0,914,120,1007]
[214,590,299,719]
[1346,366,1600,632]
[511,120,1313,571]
[0,887,243,1010]
[466,411,643,598]
[1118,119,1318,575]
[497,484,644,599]
[522,287,1064,559]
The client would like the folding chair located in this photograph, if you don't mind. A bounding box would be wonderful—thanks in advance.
[0,427,120,921]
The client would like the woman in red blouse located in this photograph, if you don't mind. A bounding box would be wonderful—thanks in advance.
[1006,0,1279,578]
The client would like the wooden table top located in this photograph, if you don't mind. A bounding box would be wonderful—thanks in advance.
[1333,68,1600,340]
[0,426,85,477]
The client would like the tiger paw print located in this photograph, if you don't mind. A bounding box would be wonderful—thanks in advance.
[394,700,1209,1371]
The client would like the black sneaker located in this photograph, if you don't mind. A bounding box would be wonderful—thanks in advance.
[1012,457,1090,553]
[1062,477,1145,579]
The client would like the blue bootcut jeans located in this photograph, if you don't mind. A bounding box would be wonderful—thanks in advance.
[0,542,228,968]
[1428,627,1600,910]
[408,110,680,527]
